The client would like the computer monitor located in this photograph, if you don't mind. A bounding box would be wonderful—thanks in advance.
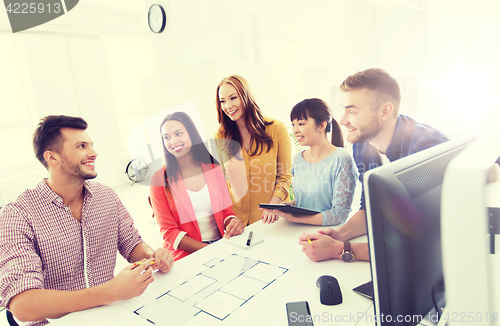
[441,134,500,325]
[364,136,476,326]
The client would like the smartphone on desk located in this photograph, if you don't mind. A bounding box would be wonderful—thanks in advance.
[286,301,314,326]
[353,280,373,300]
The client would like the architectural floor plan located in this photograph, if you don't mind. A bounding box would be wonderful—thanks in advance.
[134,254,288,325]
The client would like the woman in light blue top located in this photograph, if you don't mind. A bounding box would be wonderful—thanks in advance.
[260,98,357,226]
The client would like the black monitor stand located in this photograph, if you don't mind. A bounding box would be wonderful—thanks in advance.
[489,207,500,254]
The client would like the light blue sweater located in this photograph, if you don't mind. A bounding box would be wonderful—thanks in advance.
[292,147,358,226]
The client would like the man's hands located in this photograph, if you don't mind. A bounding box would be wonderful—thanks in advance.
[8,249,174,323]
[129,243,173,273]
[108,248,173,302]
[298,228,370,262]
[298,229,344,262]
[224,217,245,238]
[107,259,155,302]
[151,248,174,273]
[317,227,341,240]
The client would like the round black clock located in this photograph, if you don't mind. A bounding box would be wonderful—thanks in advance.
[148,4,166,33]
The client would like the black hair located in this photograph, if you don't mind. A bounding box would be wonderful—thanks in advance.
[290,98,344,148]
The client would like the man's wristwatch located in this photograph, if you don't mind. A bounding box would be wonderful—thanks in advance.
[341,241,355,262]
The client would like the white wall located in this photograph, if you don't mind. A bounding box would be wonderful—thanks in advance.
[144,0,432,137]
[427,0,500,137]
[0,4,156,202]
[1,0,498,204]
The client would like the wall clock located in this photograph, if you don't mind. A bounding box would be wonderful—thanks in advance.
[148,4,166,33]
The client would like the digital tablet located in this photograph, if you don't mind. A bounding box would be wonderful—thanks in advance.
[259,204,320,216]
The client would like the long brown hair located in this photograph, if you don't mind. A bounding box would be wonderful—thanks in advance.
[215,75,274,157]
[290,98,344,148]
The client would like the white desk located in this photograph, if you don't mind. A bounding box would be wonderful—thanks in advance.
[51,218,373,326]
[243,219,373,326]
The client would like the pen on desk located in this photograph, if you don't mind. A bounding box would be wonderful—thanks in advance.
[246,231,253,246]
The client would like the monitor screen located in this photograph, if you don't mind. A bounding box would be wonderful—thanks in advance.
[364,136,476,326]
[441,135,500,325]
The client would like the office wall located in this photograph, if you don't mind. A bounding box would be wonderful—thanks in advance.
[0,3,156,203]
[143,0,431,138]
[427,0,500,136]
[1,0,497,204]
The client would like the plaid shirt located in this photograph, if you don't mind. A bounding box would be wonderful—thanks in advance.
[0,180,143,325]
[354,115,449,210]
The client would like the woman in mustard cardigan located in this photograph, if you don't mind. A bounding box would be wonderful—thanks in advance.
[150,112,244,261]
[215,75,292,225]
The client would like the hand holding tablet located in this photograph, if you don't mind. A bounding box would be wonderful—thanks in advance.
[258,203,320,216]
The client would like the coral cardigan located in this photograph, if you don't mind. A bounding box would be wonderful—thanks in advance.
[150,163,236,261]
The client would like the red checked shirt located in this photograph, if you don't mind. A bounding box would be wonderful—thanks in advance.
[0,180,143,325]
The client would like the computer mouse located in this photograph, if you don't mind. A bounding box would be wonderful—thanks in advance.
[316,275,342,305]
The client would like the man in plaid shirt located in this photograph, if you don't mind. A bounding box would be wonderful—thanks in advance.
[299,68,448,262]
[0,116,174,325]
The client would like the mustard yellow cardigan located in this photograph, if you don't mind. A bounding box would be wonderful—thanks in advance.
[215,118,292,225]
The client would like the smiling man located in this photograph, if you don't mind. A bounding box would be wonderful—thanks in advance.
[299,68,449,262]
[0,115,174,326]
